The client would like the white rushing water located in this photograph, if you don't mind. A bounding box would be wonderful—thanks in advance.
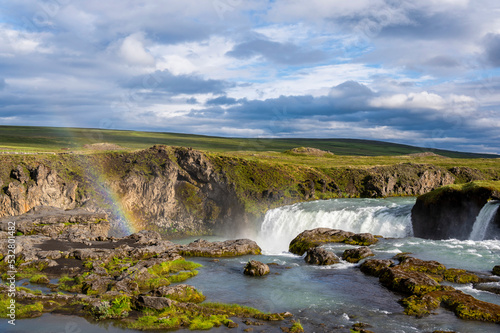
[469,200,500,241]
[256,198,415,253]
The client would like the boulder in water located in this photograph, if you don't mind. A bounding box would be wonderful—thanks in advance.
[342,247,374,263]
[289,228,378,255]
[493,265,500,276]
[360,259,394,277]
[305,247,340,265]
[244,260,270,276]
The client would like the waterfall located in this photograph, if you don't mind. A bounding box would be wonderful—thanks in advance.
[255,198,415,254]
[469,201,500,241]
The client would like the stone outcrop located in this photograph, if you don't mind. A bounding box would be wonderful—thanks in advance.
[289,228,379,256]
[0,206,109,241]
[412,181,500,240]
[342,246,374,263]
[362,164,455,197]
[179,238,262,257]
[0,164,77,217]
[243,260,270,276]
[305,247,340,265]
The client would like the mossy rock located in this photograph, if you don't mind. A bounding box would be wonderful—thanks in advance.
[289,228,377,255]
[492,265,500,276]
[443,268,479,284]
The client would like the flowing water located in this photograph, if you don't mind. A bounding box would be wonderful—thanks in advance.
[469,200,500,241]
[4,198,500,333]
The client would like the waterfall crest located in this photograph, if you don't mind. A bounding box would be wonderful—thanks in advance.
[469,201,500,241]
[256,198,415,254]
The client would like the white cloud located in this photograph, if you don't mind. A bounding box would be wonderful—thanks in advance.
[370,92,446,110]
[0,25,50,55]
[119,33,155,67]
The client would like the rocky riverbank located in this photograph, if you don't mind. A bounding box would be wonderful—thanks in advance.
[0,208,301,331]
[287,227,500,325]
[2,209,500,331]
[0,145,480,237]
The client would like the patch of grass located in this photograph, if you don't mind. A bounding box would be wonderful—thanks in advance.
[88,295,132,319]
[290,321,305,333]
[1,125,498,158]
[29,274,50,284]
[167,270,198,283]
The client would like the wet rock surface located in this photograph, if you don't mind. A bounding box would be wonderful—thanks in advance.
[244,260,270,276]
[305,247,340,265]
[342,246,374,263]
[360,255,500,323]
[289,228,379,255]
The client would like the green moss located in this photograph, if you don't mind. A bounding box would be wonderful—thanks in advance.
[87,295,132,320]
[177,182,205,219]
[290,321,304,333]
[189,316,215,330]
[58,276,83,293]
[17,302,44,318]
[0,294,44,319]
[199,302,264,317]
[167,270,198,283]
[443,269,479,284]
[29,274,50,284]
[164,286,206,303]
[420,181,500,205]
[401,295,441,317]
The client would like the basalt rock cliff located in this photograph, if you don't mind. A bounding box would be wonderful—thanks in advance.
[411,181,500,240]
[0,145,461,236]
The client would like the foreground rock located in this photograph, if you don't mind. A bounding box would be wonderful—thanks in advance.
[179,238,262,257]
[289,228,379,255]
[412,181,500,240]
[360,255,500,323]
[305,247,340,265]
[0,215,291,331]
[244,260,270,276]
[342,246,374,263]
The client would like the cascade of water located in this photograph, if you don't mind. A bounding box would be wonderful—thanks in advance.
[469,201,500,241]
[256,198,415,254]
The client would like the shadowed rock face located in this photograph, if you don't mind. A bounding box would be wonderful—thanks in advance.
[411,183,500,240]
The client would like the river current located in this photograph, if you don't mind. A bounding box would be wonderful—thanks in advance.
[3,198,500,333]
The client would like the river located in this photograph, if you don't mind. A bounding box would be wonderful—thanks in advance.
[3,198,500,332]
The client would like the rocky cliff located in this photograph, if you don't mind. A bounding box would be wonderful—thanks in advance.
[0,146,465,237]
[411,181,500,240]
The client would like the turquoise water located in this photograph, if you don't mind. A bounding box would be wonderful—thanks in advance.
[3,198,500,332]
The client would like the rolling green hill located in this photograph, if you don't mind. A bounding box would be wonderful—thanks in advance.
[0,125,498,158]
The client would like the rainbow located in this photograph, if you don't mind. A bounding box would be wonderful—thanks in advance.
[56,126,141,236]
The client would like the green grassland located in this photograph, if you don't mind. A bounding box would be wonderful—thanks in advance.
[0,125,498,158]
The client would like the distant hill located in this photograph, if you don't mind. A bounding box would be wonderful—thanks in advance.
[0,125,498,158]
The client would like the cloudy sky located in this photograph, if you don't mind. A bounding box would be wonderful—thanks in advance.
[1,0,500,153]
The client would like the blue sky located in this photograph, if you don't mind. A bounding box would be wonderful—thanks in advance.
[1,0,500,153]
